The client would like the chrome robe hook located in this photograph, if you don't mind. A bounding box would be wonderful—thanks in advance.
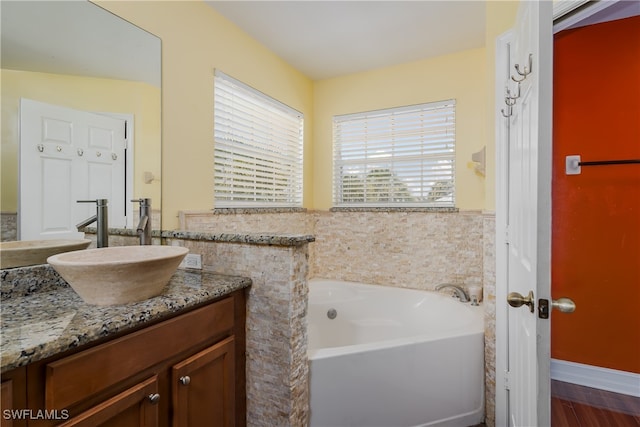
[511,53,533,82]
[514,53,533,76]
[506,83,520,101]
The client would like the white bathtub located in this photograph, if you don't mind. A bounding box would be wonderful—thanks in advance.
[308,278,485,427]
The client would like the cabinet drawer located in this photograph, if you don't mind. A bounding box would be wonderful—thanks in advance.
[57,375,159,427]
[46,297,234,411]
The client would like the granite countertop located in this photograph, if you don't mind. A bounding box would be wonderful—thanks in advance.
[85,228,316,247]
[0,267,251,373]
[162,230,315,246]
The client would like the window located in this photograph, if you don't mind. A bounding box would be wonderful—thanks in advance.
[214,70,303,207]
[333,100,455,207]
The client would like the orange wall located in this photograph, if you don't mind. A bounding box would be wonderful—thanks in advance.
[551,16,640,374]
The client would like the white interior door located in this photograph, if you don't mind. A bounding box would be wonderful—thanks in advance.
[19,99,127,240]
[503,1,554,426]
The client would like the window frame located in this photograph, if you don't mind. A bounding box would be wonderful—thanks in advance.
[332,99,456,208]
[213,70,304,208]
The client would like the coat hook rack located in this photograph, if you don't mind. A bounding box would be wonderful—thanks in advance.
[506,84,521,101]
[515,54,533,76]
[566,155,640,175]
[511,53,533,82]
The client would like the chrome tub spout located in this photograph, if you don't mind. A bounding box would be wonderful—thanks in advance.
[435,283,470,303]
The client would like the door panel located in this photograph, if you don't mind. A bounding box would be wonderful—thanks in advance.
[41,157,74,234]
[20,99,126,240]
[505,1,554,426]
[507,57,540,427]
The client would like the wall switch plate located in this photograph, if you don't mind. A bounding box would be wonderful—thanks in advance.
[180,253,202,270]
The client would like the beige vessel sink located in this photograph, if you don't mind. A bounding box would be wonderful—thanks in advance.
[47,246,189,306]
[0,239,92,269]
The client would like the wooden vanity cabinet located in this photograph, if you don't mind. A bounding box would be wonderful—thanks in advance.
[1,367,27,427]
[16,289,246,427]
[56,376,160,427]
[171,336,235,427]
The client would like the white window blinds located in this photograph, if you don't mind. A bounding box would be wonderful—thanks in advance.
[333,100,455,207]
[214,70,303,207]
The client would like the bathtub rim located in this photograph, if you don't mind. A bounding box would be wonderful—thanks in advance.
[307,277,485,360]
[308,328,484,360]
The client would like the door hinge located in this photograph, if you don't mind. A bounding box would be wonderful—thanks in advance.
[504,226,510,245]
[504,370,511,390]
[123,121,129,150]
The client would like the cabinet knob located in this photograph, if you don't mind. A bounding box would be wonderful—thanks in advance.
[179,376,191,386]
[148,393,160,404]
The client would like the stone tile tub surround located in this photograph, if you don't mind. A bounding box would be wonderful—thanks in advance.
[180,208,483,290]
[311,209,483,289]
[1,212,17,241]
[179,208,497,426]
[163,231,314,427]
[483,213,497,427]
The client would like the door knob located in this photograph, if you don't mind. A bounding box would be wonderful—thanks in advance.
[552,297,576,313]
[507,291,535,313]
[538,297,576,318]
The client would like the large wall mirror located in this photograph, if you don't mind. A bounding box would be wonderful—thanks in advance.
[1,0,161,245]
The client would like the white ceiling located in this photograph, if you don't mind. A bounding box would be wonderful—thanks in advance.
[5,1,636,87]
[206,1,487,80]
[1,1,161,87]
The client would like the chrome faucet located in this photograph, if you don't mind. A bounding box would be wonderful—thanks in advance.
[132,198,152,245]
[435,283,470,303]
[77,199,109,248]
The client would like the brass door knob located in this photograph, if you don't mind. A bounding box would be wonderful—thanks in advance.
[507,291,535,313]
[538,297,576,318]
[552,297,576,313]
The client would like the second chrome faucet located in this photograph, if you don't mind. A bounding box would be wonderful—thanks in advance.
[77,199,109,248]
[132,198,152,245]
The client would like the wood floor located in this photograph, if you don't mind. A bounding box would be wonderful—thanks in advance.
[551,380,640,426]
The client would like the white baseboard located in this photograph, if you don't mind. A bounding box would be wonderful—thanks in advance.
[551,359,640,397]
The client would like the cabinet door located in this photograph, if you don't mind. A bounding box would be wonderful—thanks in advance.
[1,380,14,427]
[171,337,235,427]
[1,368,26,427]
[57,376,159,427]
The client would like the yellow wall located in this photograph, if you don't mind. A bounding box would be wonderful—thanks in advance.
[95,0,519,224]
[311,2,518,211]
[313,48,487,210]
[97,0,314,230]
[0,69,161,212]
